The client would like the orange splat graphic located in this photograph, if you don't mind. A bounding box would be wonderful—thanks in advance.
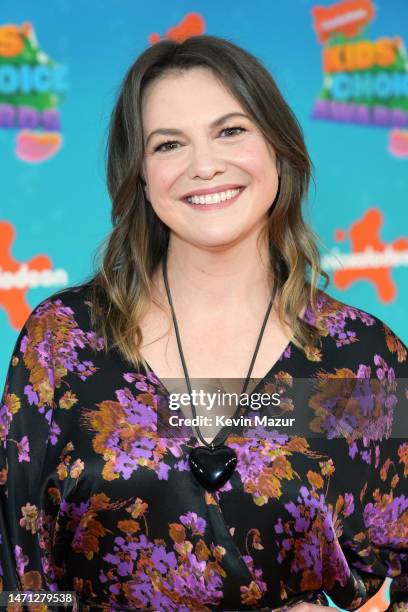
[0,221,52,329]
[149,13,205,45]
[335,229,346,242]
[333,208,408,302]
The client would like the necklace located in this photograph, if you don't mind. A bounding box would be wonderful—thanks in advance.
[162,253,277,492]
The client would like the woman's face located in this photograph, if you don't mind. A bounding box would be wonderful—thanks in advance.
[141,67,279,250]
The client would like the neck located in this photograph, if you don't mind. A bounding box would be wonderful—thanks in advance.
[153,231,275,317]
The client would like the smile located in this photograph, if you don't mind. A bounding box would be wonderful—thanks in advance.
[183,187,245,211]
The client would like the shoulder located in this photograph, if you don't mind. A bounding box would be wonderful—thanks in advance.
[24,281,94,334]
[15,281,105,365]
[305,289,407,369]
[6,282,106,400]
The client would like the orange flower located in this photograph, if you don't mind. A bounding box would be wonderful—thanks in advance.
[384,324,407,362]
[205,560,226,579]
[211,545,226,563]
[126,497,148,519]
[72,522,108,560]
[195,539,211,561]
[285,437,310,453]
[300,568,321,591]
[118,519,140,534]
[102,456,120,481]
[5,392,20,414]
[398,442,408,477]
[19,503,38,534]
[47,487,61,505]
[257,469,281,498]
[240,580,263,606]
[60,442,74,457]
[174,540,193,556]
[319,458,335,477]
[307,470,324,489]
[70,459,85,479]
[169,522,186,543]
[21,570,42,590]
[56,463,68,480]
[59,391,78,409]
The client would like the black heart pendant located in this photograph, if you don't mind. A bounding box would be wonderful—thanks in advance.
[188,445,237,491]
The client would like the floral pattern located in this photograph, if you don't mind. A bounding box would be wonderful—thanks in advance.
[0,284,407,611]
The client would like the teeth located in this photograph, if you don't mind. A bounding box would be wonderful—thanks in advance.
[187,188,242,205]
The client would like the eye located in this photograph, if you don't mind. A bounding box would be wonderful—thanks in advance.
[153,140,180,153]
[220,126,247,137]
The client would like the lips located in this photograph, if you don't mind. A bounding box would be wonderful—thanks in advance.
[183,186,245,211]
[181,184,245,200]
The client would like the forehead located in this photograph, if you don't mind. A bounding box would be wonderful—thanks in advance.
[141,67,244,126]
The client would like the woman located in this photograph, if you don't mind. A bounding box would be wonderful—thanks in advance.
[1,35,407,611]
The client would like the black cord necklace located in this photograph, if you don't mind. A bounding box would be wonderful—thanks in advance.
[162,253,277,492]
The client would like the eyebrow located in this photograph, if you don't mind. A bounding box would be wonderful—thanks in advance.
[144,112,251,147]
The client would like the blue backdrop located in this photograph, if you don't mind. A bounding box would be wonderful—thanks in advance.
[1,1,408,609]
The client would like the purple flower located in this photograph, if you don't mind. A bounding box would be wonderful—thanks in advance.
[20,335,29,353]
[180,512,206,535]
[151,545,177,573]
[117,560,133,577]
[361,449,372,464]
[157,461,171,480]
[14,545,29,576]
[123,373,137,383]
[24,384,39,405]
[104,552,120,563]
[0,403,12,441]
[343,493,355,517]
[356,364,371,379]
[349,442,358,459]
[48,420,61,445]
[17,436,30,462]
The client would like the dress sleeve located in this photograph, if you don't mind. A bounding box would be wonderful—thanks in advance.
[0,304,57,600]
[361,323,408,611]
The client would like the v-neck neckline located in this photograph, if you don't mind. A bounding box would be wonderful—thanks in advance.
[141,297,311,396]
[137,298,312,447]
[142,337,293,402]
[143,341,295,448]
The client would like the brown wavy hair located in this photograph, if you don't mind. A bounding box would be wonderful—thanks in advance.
[85,34,329,368]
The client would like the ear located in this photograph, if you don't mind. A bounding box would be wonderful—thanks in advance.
[276,157,281,177]
[140,174,149,194]
[140,164,149,191]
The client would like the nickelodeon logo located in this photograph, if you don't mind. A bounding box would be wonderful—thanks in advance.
[0,221,68,329]
[322,208,408,302]
[312,0,375,44]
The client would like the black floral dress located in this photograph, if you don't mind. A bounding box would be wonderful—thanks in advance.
[0,283,407,611]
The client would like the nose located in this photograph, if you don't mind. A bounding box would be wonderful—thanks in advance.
[187,139,226,179]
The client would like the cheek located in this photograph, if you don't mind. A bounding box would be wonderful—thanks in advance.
[234,143,278,179]
[146,162,179,197]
